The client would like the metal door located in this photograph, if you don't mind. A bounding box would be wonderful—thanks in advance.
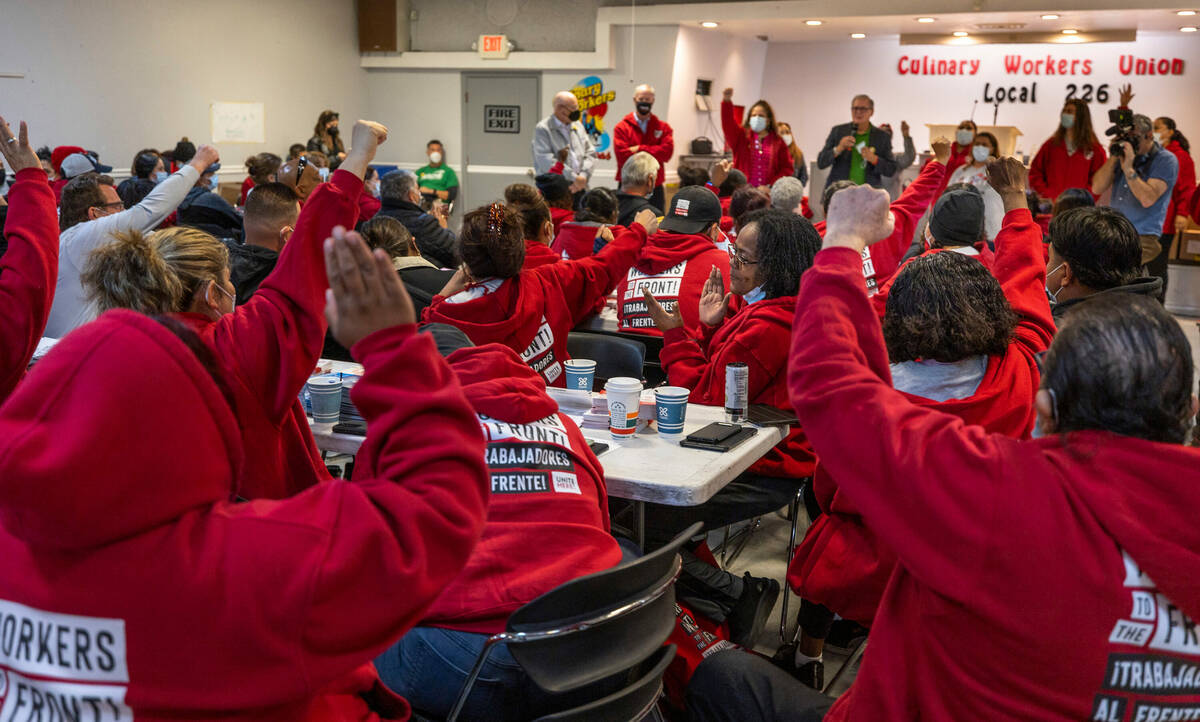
[461,73,541,211]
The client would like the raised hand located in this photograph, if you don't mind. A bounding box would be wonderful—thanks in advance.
[986,156,1028,196]
[709,159,732,188]
[595,225,614,246]
[1118,83,1134,108]
[931,136,952,165]
[697,265,731,327]
[190,144,220,171]
[823,185,894,253]
[723,87,734,101]
[901,120,910,137]
[641,288,684,331]
[0,116,41,173]
[634,208,660,236]
[324,226,415,349]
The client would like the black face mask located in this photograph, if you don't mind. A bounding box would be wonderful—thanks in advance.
[636,102,653,116]
[328,125,339,136]
[568,110,581,122]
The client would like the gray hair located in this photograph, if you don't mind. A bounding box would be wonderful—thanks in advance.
[852,94,875,110]
[380,169,418,204]
[770,176,805,213]
[1133,114,1153,135]
[620,151,660,190]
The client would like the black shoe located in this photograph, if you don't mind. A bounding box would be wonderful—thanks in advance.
[726,573,779,648]
[825,619,869,652]
[770,643,825,691]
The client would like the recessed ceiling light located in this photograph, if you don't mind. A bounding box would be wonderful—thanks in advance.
[953,31,969,37]
[1041,13,1061,19]
[805,20,823,26]
[1182,25,1200,31]
[917,17,936,23]
[700,21,719,28]
[1062,28,1078,34]
[1178,10,1197,15]
[850,32,866,38]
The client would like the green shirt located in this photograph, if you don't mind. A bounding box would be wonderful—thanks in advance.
[415,164,459,192]
[848,131,871,185]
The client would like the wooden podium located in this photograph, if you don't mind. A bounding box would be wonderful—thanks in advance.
[925,124,1024,158]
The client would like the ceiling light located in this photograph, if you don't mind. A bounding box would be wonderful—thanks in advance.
[953,31,969,37]
[805,20,823,26]
[1182,25,1200,31]
[917,17,936,23]
[1178,10,1197,15]
[700,21,719,28]
[1062,28,1078,34]
[1041,13,1060,19]
[850,32,866,38]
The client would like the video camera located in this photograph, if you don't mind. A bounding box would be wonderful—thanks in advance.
[1106,108,1139,159]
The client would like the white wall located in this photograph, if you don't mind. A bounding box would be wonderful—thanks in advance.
[366,69,464,168]
[0,0,368,177]
[764,33,1200,168]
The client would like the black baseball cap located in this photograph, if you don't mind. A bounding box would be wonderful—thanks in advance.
[929,188,985,247]
[659,185,722,234]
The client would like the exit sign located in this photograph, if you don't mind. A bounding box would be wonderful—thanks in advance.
[479,34,510,59]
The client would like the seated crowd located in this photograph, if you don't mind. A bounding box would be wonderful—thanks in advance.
[0,91,1198,722]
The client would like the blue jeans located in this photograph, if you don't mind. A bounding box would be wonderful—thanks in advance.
[376,626,623,721]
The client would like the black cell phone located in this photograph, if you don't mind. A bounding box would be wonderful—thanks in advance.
[685,422,742,444]
[587,441,610,456]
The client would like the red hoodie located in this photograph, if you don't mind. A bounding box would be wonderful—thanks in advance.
[175,168,361,500]
[552,221,604,260]
[720,101,794,186]
[616,231,731,338]
[659,296,814,479]
[549,206,573,238]
[789,244,1200,721]
[239,176,255,205]
[1163,140,1196,235]
[613,112,674,187]
[420,344,622,634]
[422,223,648,386]
[1029,136,1107,201]
[790,209,1055,626]
[1,168,59,401]
[0,311,489,721]
[815,159,946,296]
[523,238,561,270]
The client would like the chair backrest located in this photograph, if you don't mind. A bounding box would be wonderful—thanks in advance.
[532,644,676,722]
[566,332,647,384]
[504,522,702,693]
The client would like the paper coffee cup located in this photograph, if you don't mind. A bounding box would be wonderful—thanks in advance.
[564,358,598,392]
[307,375,343,425]
[605,377,643,440]
[654,386,690,437]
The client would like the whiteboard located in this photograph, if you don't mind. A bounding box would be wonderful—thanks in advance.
[210,102,265,144]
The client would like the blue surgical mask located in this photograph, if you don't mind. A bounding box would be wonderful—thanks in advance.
[1060,113,1075,129]
[209,176,220,191]
[744,285,767,304]
[971,145,991,163]
[749,116,767,133]
[956,129,974,146]
[154,171,169,184]
[1045,262,1065,304]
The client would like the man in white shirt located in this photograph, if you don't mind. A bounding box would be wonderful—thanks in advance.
[43,144,220,338]
[532,91,596,195]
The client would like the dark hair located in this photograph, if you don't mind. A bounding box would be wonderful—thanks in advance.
[173,138,196,165]
[742,99,778,135]
[244,152,283,185]
[957,119,978,133]
[504,183,541,206]
[974,131,1000,157]
[287,143,306,160]
[360,215,415,258]
[738,208,820,299]
[1054,99,1100,149]
[883,251,1017,362]
[60,173,116,231]
[314,109,339,138]
[678,165,709,188]
[243,182,300,231]
[507,196,551,241]
[458,203,525,279]
[36,146,52,163]
[730,187,769,230]
[718,168,747,197]
[1049,207,1141,291]
[1052,187,1095,217]
[1155,117,1190,152]
[576,187,618,224]
[821,180,856,216]
[1044,294,1195,444]
[304,150,329,168]
[131,149,161,179]
[427,139,443,149]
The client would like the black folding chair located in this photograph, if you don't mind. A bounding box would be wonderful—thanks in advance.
[567,332,647,385]
[534,644,676,721]
[445,522,703,722]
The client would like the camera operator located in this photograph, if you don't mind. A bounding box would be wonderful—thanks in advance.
[1092,113,1179,280]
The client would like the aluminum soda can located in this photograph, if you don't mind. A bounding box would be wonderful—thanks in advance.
[724,362,748,422]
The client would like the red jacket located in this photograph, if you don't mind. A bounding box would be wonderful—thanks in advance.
[815,159,946,296]
[0,311,489,721]
[552,221,603,260]
[790,209,1055,626]
[549,206,573,238]
[1163,140,1196,234]
[720,100,794,187]
[1029,136,1107,200]
[358,192,382,223]
[1,168,59,401]
[617,231,731,338]
[660,296,815,479]
[613,112,674,187]
[50,177,70,205]
[422,223,648,386]
[239,176,255,206]
[177,168,362,500]
[523,238,561,270]
[787,242,1200,721]
[872,242,997,318]
[422,344,622,634]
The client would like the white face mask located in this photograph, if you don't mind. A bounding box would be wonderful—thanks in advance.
[956,129,974,146]
[780,134,793,146]
[317,167,331,182]
[1045,262,1066,304]
[971,145,991,163]
[749,116,767,133]
[429,151,443,164]
[1060,113,1075,129]
[1154,132,1167,146]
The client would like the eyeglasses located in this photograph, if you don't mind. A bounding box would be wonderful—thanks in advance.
[728,245,759,269]
[295,155,309,178]
[93,201,124,213]
[851,106,872,112]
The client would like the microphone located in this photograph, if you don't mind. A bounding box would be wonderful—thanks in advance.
[992,101,1000,126]
[969,99,978,122]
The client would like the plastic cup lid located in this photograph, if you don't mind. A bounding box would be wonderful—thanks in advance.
[307,375,342,387]
[605,376,643,392]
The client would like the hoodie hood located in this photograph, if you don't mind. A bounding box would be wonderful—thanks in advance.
[0,310,243,550]
[447,344,557,423]
[425,275,548,354]
[637,231,721,275]
[1050,430,1200,621]
[523,238,561,270]
[551,221,602,260]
